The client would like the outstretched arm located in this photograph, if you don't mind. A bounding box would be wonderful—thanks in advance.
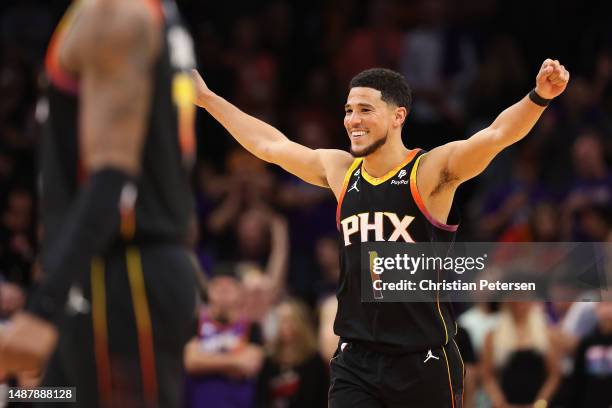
[421,59,570,191]
[192,71,352,197]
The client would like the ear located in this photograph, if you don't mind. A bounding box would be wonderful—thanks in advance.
[393,107,408,128]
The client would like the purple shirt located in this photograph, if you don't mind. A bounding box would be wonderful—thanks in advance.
[183,308,260,408]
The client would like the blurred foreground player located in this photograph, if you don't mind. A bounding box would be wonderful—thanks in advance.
[192,58,569,407]
[0,0,199,406]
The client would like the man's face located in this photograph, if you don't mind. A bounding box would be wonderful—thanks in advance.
[344,87,396,158]
[208,276,241,311]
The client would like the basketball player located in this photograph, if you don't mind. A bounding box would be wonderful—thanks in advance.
[191,59,569,407]
[0,0,199,406]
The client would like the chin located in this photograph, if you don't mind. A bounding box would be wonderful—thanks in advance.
[350,146,368,158]
[350,135,387,158]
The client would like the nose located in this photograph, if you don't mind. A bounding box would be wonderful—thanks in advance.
[346,112,362,128]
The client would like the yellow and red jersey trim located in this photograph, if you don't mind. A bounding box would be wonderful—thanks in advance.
[361,149,420,186]
[336,158,363,229]
[143,0,164,27]
[45,0,164,95]
[409,153,459,232]
[45,1,82,94]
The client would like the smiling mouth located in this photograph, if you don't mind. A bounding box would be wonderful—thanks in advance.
[350,130,368,138]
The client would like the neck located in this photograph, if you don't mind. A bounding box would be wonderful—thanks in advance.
[277,342,298,365]
[513,313,528,326]
[210,305,238,323]
[362,133,409,178]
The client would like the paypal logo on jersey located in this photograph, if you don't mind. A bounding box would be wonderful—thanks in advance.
[391,179,409,185]
[340,212,415,246]
[391,170,409,185]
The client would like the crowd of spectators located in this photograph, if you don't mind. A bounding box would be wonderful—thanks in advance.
[0,0,611,406]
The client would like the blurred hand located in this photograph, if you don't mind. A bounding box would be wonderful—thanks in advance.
[0,312,58,374]
[230,347,263,379]
[10,234,33,259]
[17,369,42,388]
[269,213,288,237]
[0,283,26,316]
[535,59,570,99]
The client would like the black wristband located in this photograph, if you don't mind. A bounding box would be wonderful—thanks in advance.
[528,88,552,107]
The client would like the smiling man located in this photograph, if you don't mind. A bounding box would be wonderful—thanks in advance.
[192,59,569,407]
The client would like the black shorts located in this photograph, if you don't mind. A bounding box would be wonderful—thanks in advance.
[329,339,465,408]
[39,243,198,408]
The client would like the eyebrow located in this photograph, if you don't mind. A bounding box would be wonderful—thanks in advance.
[344,103,375,109]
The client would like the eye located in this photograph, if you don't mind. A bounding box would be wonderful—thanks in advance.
[345,109,352,115]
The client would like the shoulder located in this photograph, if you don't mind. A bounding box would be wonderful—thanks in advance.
[317,149,355,198]
[92,0,159,52]
[86,0,158,26]
[63,0,160,72]
[318,149,354,168]
[418,142,459,174]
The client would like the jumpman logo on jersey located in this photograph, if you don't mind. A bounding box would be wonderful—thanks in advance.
[348,178,360,193]
[424,349,439,363]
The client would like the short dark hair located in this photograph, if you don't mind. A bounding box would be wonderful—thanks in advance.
[349,68,412,112]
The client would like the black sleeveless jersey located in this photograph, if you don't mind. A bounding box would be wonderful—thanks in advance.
[334,149,459,352]
[41,0,196,249]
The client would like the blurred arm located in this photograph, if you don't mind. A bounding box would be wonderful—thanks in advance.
[318,296,339,362]
[265,213,289,300]
[481,332,509,408]
[534,332,562,404]
[184,339,264,378]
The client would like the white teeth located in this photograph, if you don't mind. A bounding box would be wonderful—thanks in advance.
[351,131,366,136]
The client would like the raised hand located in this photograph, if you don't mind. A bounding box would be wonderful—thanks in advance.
[191,69,212,107]
[535,59,570,99]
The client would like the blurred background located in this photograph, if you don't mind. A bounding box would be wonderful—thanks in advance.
[0,0,611,407]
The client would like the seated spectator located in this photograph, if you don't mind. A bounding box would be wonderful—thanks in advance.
[458,303,500,355]
[563,131,612,240]
[0,187,35,286]
[183,263,264,408]
[313,235,340,302]
[312,235,341,362]
[498,201,561,242]
[477,152,550,240]
[256,299,328,408]
[240,264,280,342]
[569,301,612,408]
[482,301,560,408]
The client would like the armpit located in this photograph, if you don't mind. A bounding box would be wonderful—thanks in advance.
[430,167,459,197]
